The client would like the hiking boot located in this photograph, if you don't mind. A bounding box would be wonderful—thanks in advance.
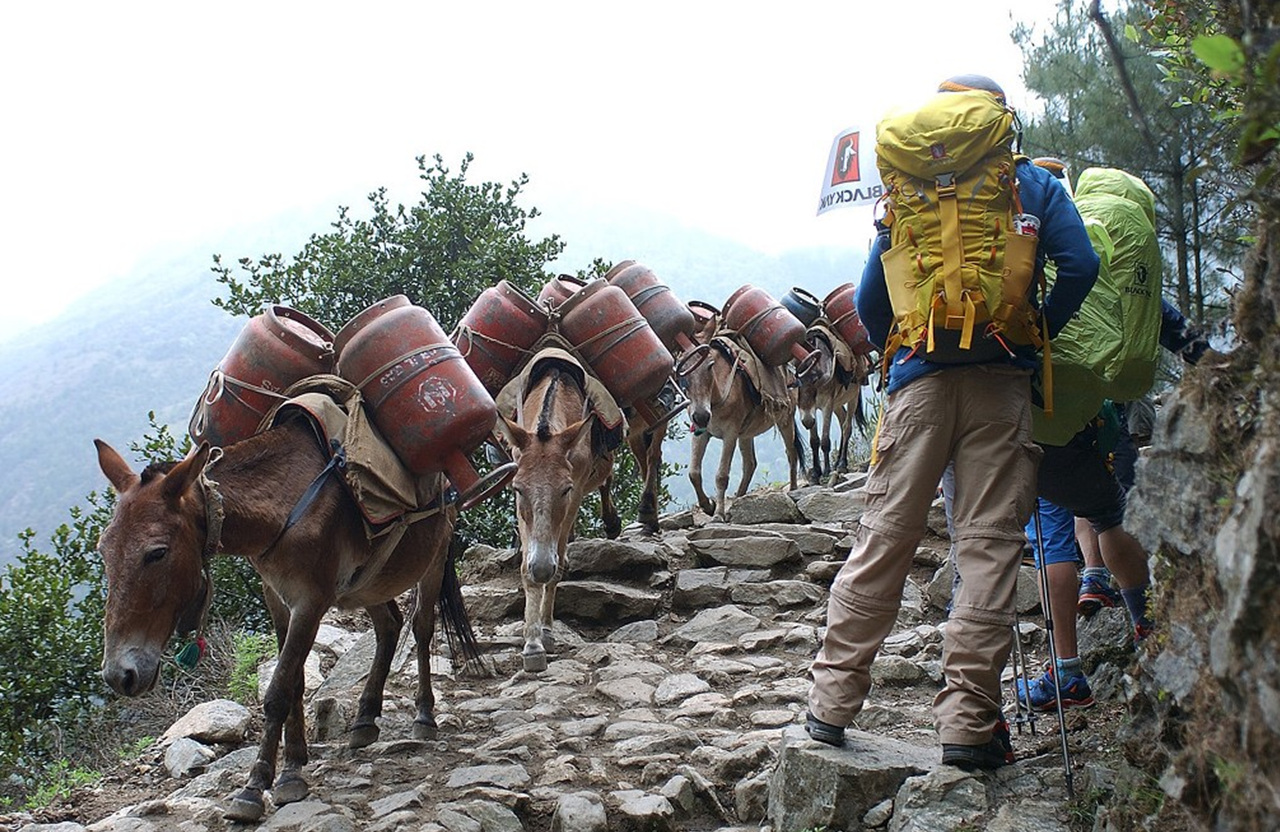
[941,736,1014,771]
[1078,574,1121,617]
[804,712,845,747]
[1134,622,1155,645]
[992,715,1015,764]
[1016,668,1095,711]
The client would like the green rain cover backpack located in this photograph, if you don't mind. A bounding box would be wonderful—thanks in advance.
[1031,167,1163,445]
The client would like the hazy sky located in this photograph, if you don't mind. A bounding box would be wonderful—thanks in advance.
[1,1,1064,339]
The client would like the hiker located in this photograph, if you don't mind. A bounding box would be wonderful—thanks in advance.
[1017,160,1216,711]
[806,74,1099,772]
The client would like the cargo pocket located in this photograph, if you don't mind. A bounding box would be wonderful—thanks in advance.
[1013,439,1044,525]
[864,430,898,501]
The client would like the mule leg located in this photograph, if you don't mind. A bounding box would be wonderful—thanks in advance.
[226,602,324,823]
[599,474,622,540]
[820,405,835,482]
[690,429,715,517]
[521,576,550,672]
[780,414,800,491]
[347,600,402,749]
[735,437,757,497]
[713,435,740,520]
[411,569,445,739]
[631,426,663,534]
[807,418,822,483]
[258,588,308,807]
[836,401,854,473]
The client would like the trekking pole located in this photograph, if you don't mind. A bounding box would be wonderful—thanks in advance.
[1032,506,1076,798]
[1009,611,1038,735]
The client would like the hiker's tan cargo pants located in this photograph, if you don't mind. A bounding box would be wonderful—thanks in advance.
[809,364,1040,746]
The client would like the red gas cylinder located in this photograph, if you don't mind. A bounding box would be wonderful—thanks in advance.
[335,295,513,509]
[605,260,707,375]
[537,274,588,308]
[722,285,818,374]
[557,279,672,407]
[823,283,875,356]
[453,281,549,395]
[190,305,335,447]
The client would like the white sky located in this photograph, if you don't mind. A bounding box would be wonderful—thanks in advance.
[0,0,1063,339]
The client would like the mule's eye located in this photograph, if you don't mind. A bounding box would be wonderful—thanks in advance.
[143,546,168,565]
[560,484,573,497]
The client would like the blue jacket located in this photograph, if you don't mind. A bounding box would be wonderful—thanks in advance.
[857,159,1100,393]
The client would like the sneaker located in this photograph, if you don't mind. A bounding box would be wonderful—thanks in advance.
[1078,574,1121,617]
[805,712,845,747]
[1016,668,1095,711]
[941,735,1014,771]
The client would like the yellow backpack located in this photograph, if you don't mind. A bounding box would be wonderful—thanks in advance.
[875,90,1044,366]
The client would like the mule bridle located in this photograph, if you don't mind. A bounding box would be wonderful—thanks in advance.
[176,451,224,663]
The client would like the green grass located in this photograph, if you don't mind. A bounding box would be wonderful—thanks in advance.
[228,631,277,704]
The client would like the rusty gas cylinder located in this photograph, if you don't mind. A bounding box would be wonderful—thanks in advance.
[823,283,875,356]
[557,279,672,407]
[189,305,335,447]
[453,281,549,395]
[605,260,707,375]
[536,274,588,309]
[335,295,513,509]
[722,285,818,375]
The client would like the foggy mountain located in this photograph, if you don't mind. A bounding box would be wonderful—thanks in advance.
[0,199,867,568]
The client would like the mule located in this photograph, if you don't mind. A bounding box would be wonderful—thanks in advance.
[94,417,479,823]
[683,321,802,520]
[495,358,616,672]
[796,328,872,483]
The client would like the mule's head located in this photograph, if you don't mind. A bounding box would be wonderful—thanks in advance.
[795,337,835,429]
[95,440,212,696]
[495,416,595,585]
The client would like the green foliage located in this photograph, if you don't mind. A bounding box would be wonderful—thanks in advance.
[211,152,565,334]
[22,760,100,810]
[228,631,277,704]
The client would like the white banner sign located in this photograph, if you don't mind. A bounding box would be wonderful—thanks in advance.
[816,127,884,216]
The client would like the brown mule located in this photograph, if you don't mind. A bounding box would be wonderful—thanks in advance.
[94,417,478,823]
[682,314,801,520]
[796,328,872,483]
[495,360,617,672]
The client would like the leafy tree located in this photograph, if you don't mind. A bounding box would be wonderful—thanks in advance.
[212,153,564,335]
[1012,0,1252,326]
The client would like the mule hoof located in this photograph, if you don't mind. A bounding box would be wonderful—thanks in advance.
[271,772,309,806]
[348,722,381,749]
[523,651,548,672]
[412,719,439,740]
[224,789,265,822]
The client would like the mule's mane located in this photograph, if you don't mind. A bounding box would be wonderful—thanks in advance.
[536,370,563,441]
[140,460,179,483]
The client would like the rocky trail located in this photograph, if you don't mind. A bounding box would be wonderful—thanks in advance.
[9,474,1145,832]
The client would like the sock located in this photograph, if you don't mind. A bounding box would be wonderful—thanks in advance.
[1082,566,1111,583]
[1055,656,1083,679]
[1120,584,1152,629]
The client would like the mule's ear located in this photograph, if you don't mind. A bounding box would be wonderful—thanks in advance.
[494,416,530,454]
[95,439,140,494]
[162,443,212,504]
[565,416,595,452]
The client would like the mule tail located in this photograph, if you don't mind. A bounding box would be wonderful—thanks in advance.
[854,388,869,431]
[437,548,486,675]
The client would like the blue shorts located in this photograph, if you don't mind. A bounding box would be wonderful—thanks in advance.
[1025,498,1081,568]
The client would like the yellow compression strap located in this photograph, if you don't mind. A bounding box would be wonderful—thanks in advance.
[936,175,975,350]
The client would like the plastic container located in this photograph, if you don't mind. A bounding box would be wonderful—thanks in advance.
[190,305,335,447]
[335,295,512,509]
[453,281,549,394]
